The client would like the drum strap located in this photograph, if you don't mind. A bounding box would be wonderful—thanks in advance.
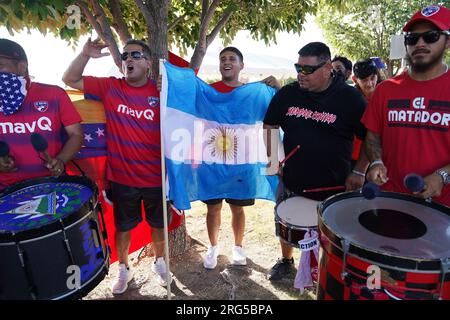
[69,159,86,177]
[13,237,38,300]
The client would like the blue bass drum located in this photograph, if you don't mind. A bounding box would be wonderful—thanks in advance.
[0,176,110,300]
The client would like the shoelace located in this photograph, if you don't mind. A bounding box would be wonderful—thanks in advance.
[118,268,129,281]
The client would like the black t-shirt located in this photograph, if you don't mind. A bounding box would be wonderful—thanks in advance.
[264,76,367,200]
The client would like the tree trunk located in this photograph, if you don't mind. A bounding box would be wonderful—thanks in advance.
[133,0,190,256]
[144,0,169,79]
[139,215,191,259]
[190,40,208,71]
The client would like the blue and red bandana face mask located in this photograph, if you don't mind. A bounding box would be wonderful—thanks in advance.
[0,71,29,116]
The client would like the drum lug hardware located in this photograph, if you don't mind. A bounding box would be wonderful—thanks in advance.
[59,219,76,266]
[340,239,350,280]
[439,258,450,300]
[13,234,38,300]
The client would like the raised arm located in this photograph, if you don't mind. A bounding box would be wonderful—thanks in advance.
[62,38,110,91]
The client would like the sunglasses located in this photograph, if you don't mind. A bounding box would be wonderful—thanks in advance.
[294,61,326,75]
[404,30,450,46]
[120,51,146,61]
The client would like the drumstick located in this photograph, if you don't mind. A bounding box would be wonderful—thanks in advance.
[302,185,346,193]
[279,145,300,168]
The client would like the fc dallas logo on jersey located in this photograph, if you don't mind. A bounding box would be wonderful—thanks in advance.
[34,101,48,112]
[148,96,159,107]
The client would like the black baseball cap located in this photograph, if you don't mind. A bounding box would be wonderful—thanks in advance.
[0,38,28,61]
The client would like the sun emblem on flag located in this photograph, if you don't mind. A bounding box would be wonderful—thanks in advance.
[206,126,238,162]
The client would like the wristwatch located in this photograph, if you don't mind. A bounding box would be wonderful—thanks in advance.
[435,169,450,185]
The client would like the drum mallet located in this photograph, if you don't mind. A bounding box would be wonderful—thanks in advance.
[361,182,380,200]
[404,173,425,193]
[0,140,10,158]
[30,132,52,163]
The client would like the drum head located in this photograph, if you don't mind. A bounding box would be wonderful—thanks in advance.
[321,193,450,260]
[276,196,318,227]
[0,177,94,236]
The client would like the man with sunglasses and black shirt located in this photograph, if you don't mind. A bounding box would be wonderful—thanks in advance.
[0,38,83,189]
[263,42,368,282]
[363,5,450,207]
[63,38,172,294]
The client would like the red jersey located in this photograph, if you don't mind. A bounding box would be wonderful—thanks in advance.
[0,82,81,189]
[362,70,450,206]
[83,76,161,188]
[210,81,240,93]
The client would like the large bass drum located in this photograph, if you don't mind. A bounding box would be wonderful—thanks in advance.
[0,176,110,300]
[317,191,450,300]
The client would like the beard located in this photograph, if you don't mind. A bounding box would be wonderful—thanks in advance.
[406,46,446,73]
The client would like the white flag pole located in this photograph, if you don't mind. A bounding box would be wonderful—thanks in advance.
[159,58,172,300]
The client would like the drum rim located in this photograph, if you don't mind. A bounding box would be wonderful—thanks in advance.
[0,175,99,242]
[318,190,450,270]
[275,195,319,229]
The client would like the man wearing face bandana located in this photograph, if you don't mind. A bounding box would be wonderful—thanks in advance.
[0,39,83,190]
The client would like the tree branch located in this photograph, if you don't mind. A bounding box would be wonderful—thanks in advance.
[75,0,102,36]
[201,0,209,23]
[168,13,188,31]
[88,0,122,69]
[109,0,132,43]
[206,10,232,46]
[134,0,152,25]
[199,0,222,40]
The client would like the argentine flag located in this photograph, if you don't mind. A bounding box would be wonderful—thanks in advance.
[160,61,279,210]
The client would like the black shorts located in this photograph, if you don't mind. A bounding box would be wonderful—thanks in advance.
[111,182,172,232]
[202,198,255,206]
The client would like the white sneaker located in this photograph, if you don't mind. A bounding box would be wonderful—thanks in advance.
[232,245,247,266]
[111,263,133,294]
[152,257,172,287]
[203,245,219,269]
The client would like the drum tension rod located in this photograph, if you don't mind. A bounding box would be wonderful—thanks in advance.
[439,258,450,300]
[59,219,76,266]
[59,219,83,300]
[340,239,351,282]
[13,235,38,300]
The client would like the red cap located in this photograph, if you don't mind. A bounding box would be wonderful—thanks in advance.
[403,5,450,32]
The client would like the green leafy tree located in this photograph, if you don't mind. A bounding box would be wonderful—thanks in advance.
[0,0,345,75]
[316,0,450,77]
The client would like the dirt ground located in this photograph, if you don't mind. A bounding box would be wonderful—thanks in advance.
[85,200,316,300]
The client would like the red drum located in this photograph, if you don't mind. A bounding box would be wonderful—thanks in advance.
[275,196,318,247]
[317,191,450,300]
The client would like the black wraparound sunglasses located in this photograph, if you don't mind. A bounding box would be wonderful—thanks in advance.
[294,61,326,75]
[404,30,450,46]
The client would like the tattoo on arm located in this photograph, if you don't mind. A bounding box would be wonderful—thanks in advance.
[364,131,383,162]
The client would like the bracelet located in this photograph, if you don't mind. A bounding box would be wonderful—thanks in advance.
[352,169,366,177]
[369,160,384,169]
